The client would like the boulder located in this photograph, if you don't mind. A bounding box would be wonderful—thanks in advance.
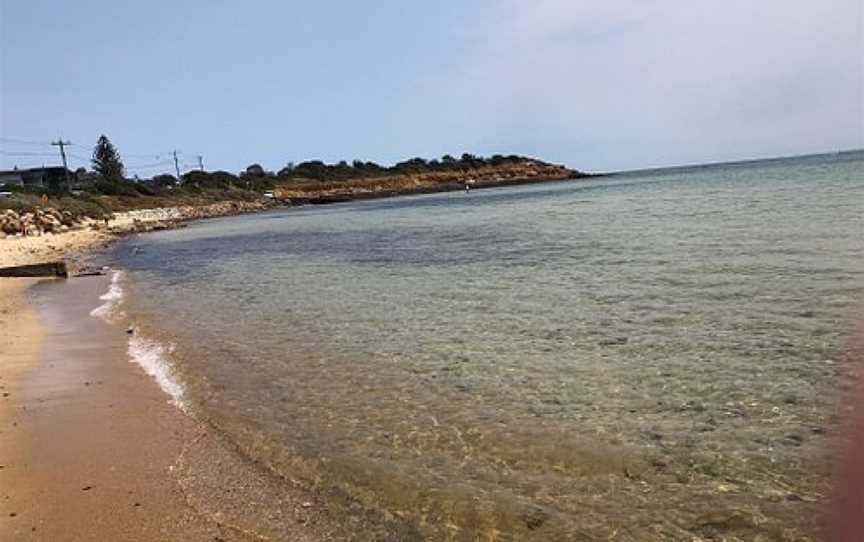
[2,219,20,234]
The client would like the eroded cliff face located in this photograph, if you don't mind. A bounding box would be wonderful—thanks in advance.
[273,160,580,199]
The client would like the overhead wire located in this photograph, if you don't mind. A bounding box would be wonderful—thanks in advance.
[0,137,53,146]
[1,136,208,176]
[0,150,58,157]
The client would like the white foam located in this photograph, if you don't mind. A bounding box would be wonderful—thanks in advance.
[128,335,187,410]
[90,271,125,320]
[90,270,187,410]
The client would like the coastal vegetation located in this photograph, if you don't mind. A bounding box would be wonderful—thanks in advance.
[0,135,588,221]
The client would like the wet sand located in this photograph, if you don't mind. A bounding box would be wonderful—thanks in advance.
[0,232,390,540]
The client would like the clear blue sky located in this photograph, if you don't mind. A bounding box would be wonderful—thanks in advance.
[1,0,861,176]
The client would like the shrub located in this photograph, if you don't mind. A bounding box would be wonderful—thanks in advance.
[93,179,140,197]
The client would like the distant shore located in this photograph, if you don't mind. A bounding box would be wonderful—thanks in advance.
[286,173,601,205]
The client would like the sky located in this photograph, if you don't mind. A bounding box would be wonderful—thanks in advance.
[1,0,862,175]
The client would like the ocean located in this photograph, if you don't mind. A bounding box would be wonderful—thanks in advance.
[101,152,862,539]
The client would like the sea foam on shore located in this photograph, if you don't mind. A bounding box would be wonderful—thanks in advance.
[90,270,186,409]
[128,335,186,409]
[89,271,124,320]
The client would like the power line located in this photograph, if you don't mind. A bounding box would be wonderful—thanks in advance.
[1,135,209,175]
[2,135,182,160]
[0,150,57,157]
[67,151,173,169]
[125,161,176,171]
[0,137,52,146]
[122,151,176,159]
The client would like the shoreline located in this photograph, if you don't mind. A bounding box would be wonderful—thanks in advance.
[0,209,401,540]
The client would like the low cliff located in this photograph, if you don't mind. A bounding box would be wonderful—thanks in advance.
[274,160,586,201]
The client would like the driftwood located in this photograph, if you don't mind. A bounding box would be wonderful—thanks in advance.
[0,261,68,278]
[72,269,107,278]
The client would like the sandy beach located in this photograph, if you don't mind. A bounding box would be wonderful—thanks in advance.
[0,214,385,541]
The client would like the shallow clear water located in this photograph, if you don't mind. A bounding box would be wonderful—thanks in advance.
[113,152,863,539]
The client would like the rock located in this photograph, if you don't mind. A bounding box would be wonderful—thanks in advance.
[2,219,20,234]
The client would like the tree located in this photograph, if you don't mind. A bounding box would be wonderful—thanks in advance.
[92,135,125,181]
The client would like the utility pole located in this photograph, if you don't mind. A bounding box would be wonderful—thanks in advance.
[51,138,72,190]
[198,155,204,172]
[173,150,181,180]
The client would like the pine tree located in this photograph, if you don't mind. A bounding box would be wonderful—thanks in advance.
[92,135,125,181]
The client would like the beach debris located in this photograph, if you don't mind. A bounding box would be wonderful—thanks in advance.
[82,485,93,491]
[73,267,108,277]
[0,261,68,278]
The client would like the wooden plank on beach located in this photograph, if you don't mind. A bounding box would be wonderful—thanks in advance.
[0,261,68,278]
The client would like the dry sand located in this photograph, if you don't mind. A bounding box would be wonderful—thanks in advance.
[0,221,379,541]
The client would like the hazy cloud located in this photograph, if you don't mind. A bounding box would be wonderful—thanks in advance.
[448,0,863,169]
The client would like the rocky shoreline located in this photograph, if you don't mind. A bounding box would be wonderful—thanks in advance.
[1,208,81,237]
[103,200,272,235]
[0,200,276,278]
[1,170,600,243]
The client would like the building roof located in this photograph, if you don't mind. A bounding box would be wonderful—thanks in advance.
[0,166,67,175]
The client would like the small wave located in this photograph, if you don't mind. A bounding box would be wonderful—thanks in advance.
[90,271,125,320]
[128,335,186,410]
[90,270,187,409]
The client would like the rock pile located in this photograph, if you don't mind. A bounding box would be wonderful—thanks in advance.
[1,199,270,240]
[0,208,80,238]
[116,200,268,234]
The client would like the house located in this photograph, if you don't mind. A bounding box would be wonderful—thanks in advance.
[0,169,24,187]
[0,167,71,190]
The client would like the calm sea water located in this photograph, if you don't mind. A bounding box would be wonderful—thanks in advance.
[112,152,863,540]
